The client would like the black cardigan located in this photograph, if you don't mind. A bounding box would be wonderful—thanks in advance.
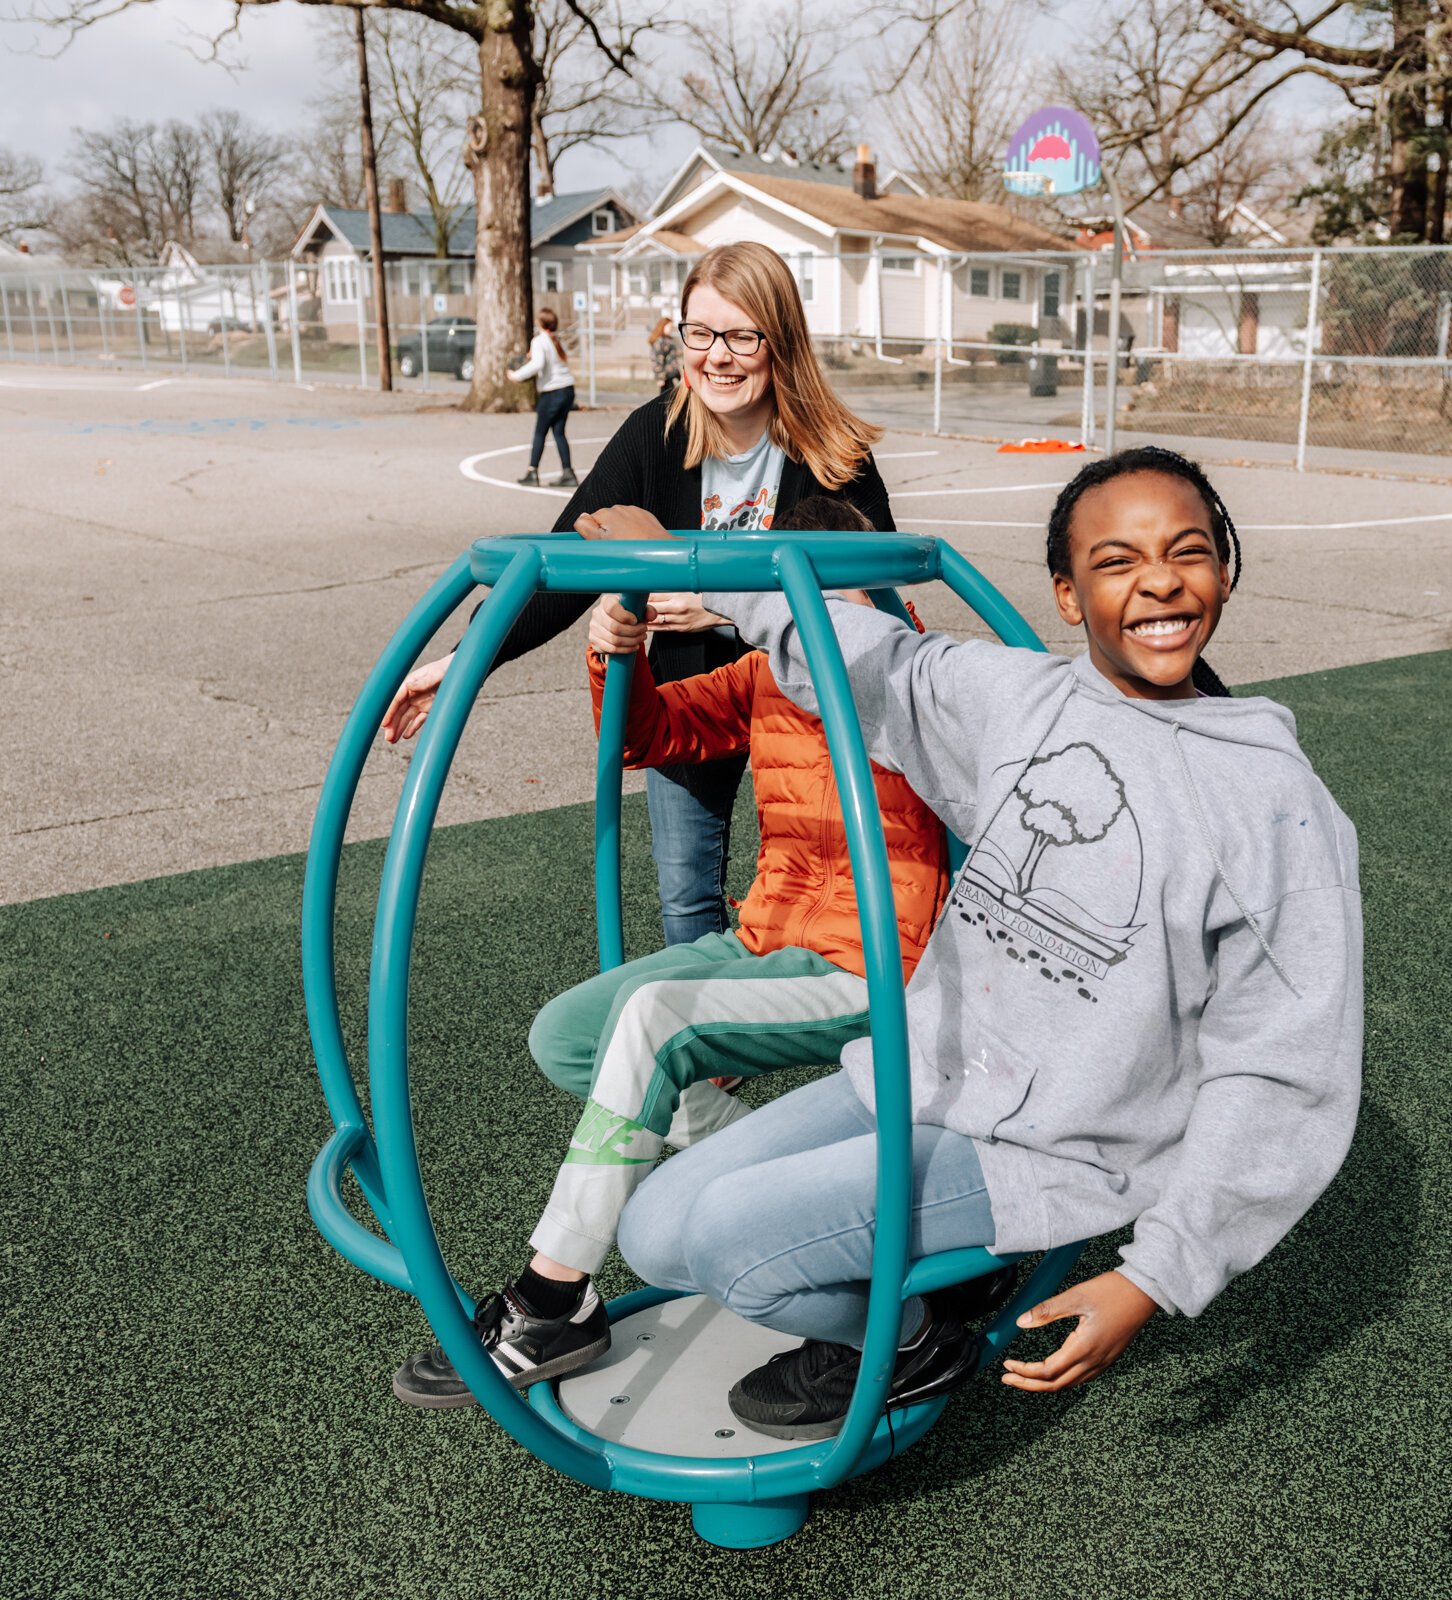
[485,390,896,684]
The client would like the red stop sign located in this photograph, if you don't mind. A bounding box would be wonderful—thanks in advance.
[119,284,136,307]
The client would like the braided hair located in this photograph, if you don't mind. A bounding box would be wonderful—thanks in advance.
[1045,446,1241,698]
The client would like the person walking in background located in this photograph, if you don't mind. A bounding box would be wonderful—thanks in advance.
[646,315,682,393]
[509,307,576,488]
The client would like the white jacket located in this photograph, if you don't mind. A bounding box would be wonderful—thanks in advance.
[509,330,573,392]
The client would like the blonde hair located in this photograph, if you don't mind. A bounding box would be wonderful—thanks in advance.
[537,305,567,362]
[666,242,881,489]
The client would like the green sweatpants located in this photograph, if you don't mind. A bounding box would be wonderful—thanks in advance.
[526,931,871,1274]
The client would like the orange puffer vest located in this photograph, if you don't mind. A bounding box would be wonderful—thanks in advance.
[588,629,949,981]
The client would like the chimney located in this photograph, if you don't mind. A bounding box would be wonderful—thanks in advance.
[852,142,876,201]
[1167,195,1184,219]
[17,238,29,254]
[386,177,407,214]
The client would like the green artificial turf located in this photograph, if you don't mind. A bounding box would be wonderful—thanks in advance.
[3,652,1448,1600]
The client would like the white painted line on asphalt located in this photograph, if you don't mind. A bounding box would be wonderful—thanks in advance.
[1242,512,1452,531]
[920,511,1452,531]
[459,437,610,497]
[136,378,173,391]
[876,450,940,459]
[892,482,1065,498]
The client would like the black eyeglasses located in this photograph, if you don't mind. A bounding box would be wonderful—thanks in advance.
[678,321,767,356]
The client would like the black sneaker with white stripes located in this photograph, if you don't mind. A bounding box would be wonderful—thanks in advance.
[391,1279,611,1409]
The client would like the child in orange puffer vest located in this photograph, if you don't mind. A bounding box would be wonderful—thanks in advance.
[391,498,950,1408]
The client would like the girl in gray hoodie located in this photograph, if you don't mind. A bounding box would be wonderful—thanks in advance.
[609,447,1363,1441]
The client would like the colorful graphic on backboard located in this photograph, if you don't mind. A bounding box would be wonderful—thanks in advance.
[1004,107,1101,197]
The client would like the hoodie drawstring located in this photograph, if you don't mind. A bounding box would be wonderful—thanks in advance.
[1170,721,1301,996]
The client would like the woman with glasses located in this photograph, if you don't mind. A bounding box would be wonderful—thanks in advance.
[382,241,895,946]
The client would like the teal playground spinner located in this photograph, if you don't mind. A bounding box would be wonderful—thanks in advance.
[303,530,1087,1549]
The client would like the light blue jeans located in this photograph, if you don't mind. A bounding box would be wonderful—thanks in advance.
[644,757,747,946]
[617,1071,995,1348]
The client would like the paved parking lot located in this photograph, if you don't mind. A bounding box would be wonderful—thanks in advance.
[3,364,1448,903]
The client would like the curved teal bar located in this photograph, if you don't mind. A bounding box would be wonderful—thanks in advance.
[594,590,648,973]
[302,551,477,1246]
[305,530,1090,1543]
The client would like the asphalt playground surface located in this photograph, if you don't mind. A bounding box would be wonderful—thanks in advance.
[1,363,1449,905]
[2,365,1449,1597]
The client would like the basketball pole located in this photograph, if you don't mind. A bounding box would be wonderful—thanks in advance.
[1103,164,1127,456]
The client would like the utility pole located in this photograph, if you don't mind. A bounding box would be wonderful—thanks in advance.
[354,5,393,392]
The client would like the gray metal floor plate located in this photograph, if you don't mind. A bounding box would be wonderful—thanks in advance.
[555,1296,808,1457]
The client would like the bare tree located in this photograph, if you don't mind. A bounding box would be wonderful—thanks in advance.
[1204,2,1451,242]
[199,109,289,246]
[879,0,1037,200]
[0,146,54,242]
[531,0,667,197]
[631,0,858,164]
[26,0,646,413]
[60,119,172,264]
[1050,0,1305,221]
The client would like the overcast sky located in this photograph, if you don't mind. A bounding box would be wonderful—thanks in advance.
[2,1,697,200]
[1,2,1334,209]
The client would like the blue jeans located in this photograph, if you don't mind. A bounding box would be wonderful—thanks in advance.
[530,385,574,470]
[645,757,747,946]
[617,1072,995,1348]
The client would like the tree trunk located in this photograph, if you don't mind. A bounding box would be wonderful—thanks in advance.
[463,3,536,413]
[531,107,555,198]
[1386,0,1431,239]
[355,7,393,394]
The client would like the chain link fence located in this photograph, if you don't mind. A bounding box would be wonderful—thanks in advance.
[4,245,1449,473]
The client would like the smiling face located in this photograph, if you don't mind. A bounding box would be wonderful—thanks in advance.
[1052,471,1231,701]
[679,282,775,447]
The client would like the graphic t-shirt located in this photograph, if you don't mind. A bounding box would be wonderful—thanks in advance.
[700,432,785,532]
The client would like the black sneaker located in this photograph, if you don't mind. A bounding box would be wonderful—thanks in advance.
[936,1263,1019,1327]
[727,1298,981,1441]
[391,1280,610,1409]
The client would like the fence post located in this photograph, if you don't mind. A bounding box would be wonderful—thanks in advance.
[586,261,597,407]
[1294,248,1323,473]
[219,270,232,379]
[355,270,368,388]
[176,274,189,373]
[42,278,60,360]
[134,288,148,369]
[98,283,110,361]
[287,268,303,385]
[259,263,279,380]
[24,277,40,357]
[59,275,76,362]
[933,256,944,435]
[419,264,431,390]
[1,276,13,360]
[1080,254,1095,447]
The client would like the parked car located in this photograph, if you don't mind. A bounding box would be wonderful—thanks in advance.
[207,316,255,335]
[395,316,476,381]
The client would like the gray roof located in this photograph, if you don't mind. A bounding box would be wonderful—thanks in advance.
[310,189,626,258]
[703,143,857,189]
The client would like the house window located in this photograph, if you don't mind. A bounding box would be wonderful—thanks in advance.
[1041,270,1061,317]
[881,254,917,273]
[969,267,991,297]
[447,262,471,296]
[592,208,614,235]
[541,260,564,294]
[324,256,359,304]
[793,253,815,303]
[1001,269,1023,301]
[646,261,664,296]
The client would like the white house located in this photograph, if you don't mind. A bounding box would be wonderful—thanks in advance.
[583,143,1079,349]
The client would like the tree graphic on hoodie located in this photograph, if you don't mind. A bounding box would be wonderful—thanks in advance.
[1013,742,1127,896]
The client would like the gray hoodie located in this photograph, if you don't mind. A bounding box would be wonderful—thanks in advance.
[705,589,1363,1318]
